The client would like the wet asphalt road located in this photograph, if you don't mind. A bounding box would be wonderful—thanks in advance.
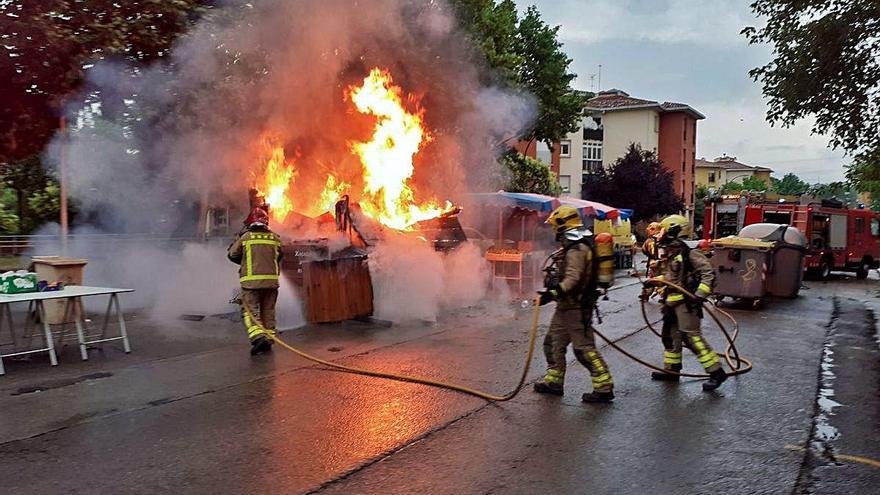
[0,275,878,494]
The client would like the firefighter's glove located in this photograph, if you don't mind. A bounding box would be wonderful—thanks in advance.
[538,288,559,306]
[643,278,664,288]
[639,286,653,302]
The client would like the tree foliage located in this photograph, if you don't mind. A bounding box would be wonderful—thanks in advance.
[451,1,587,146]
[0,0,210,162]
[581,144,683,222]
[720,175,770,194]
[501,150,561,196]
[770,172,810,195]
[743,1,880,188]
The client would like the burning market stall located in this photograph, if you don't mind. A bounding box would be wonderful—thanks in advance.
[241,69,463,324]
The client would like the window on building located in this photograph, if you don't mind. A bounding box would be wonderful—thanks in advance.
[692,123,696,145]
[683,122,687,141]
[559,175,571,193]
[654,115,660,133]
[708,172,716,183]
[582,140,603,173]
[559,140,571,158]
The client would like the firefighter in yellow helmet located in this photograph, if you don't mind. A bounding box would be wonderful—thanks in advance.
[228,207,283,355]
[647,214,727,391]
[640,221,664,301]
[534,205,614,403]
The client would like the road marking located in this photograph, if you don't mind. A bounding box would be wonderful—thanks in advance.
[785,444,880,469]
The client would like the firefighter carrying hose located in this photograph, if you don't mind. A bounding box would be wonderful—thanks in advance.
[646,214,728,391]
[534,206,615,403]
[228,207,283,356]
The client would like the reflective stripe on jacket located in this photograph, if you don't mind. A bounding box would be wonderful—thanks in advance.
[228,228,282,289]
[658,242,714,304]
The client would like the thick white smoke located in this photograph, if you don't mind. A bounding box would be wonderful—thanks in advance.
[43,0,537,326]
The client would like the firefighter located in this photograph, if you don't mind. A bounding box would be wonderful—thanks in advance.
[228,207,283,355]
[647,214,728,391]
[640,221,663,301]
[534,205,615,403]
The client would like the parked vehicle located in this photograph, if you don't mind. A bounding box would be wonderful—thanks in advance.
[741,200,880,279]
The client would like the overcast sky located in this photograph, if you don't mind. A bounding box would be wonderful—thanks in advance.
[517,0,847,183]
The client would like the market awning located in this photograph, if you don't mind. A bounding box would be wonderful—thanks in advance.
[558,197,624,220]
[470,192,629,220]
[469,192,560,212]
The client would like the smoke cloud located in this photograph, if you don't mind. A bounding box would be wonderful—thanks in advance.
[44,0,537,325]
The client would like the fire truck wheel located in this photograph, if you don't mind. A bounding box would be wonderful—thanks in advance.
[856,258,873,280]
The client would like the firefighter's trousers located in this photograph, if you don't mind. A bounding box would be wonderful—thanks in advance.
[241,288,278,342]
[660,302,721,373]
[542,307,613,393]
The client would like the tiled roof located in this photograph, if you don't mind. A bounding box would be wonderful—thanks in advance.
[585,91,704,119]
[586,94,658,110]
[696,157,773,173]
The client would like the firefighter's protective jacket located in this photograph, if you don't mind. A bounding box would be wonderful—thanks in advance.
[555,241,594,310]
[227,227,283,290]
[657,241,715,304]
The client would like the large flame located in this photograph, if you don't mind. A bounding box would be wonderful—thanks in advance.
[349,68,449,230]
[252,68,450,230]
[254,137,295,224]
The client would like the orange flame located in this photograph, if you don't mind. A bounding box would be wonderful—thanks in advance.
[252,68,451,230]
[348,68,449,230]
[254,137,295,224]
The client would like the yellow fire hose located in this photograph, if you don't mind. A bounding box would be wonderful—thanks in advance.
[240,277,751,402]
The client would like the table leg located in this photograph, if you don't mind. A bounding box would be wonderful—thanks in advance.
[112,294,131,353]
[0,304,6,375]
[36,301,58,366]
[100,296,113,341]
[72,297,88,361]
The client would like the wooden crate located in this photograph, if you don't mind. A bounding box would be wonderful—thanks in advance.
[302,255,374,323]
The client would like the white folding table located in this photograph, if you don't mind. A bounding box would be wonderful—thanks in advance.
[0,286,134,375]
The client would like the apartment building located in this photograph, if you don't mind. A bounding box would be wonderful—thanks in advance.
[695,155,773,188]
[557,89,705,217]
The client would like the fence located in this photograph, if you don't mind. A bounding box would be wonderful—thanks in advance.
[0,234,216,257]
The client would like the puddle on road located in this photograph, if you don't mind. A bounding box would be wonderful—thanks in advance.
[810,318,842,455]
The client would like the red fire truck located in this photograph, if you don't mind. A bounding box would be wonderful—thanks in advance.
[741,200,880,279]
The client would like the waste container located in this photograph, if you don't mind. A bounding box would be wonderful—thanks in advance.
[30,256,88,324]
[710,237,772,303]
[739,223,807,298]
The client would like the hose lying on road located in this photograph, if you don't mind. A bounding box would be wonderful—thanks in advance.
[241,277,751,401]
[243,298,542,402]
[597,277,753,378]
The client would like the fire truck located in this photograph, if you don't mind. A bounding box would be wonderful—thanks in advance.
[707,196,880,279]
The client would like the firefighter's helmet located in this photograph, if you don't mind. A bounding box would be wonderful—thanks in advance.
[247,207,270,227]
[546,205,583,236]
[659,214,690,240]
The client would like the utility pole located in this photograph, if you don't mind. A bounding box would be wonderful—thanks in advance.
[59,116,68,254]
[597,64,602,91]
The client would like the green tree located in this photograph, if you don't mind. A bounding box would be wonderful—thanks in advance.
[0,1,210,163]
[720,175,769,194]
[513,6,587,146]
[0,188,20,234]
[694,185,710,229]
[451,1,587,147]
[770,172,809,195]
[501,150,561,196]
[581,144,682,222]
[743,1,880,189]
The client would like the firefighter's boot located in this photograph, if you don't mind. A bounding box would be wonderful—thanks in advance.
[250,335,273,356]
[581,390,614,403]
[653,354,682,381]
[702,368,728,391]
[533,381,564,396]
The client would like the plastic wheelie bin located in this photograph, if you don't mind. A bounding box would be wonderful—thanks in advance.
[710,237,773,305]
[738,223,807,298]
